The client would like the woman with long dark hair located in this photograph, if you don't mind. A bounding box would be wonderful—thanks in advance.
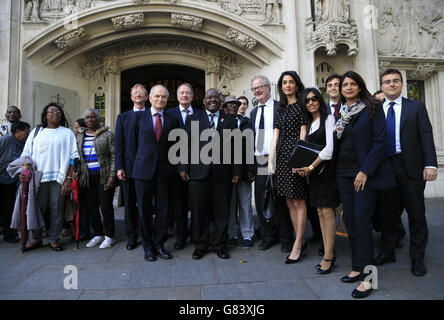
[296,88,340,274]
[20,103,79,252]
[268,71,309,264]
[334,71,396,298]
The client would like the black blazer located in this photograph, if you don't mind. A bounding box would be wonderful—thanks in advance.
[179,110,242,180]
[334,105,396,191]
[114,110,141,179]
[249,99,280,138]
[398,97,438,179]
[133,110,179,181]
[165,106,202,129]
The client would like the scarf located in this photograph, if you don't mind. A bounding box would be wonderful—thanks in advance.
[334,100,367,139]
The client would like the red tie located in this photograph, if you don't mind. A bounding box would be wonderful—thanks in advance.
[155,113,162,141]
[334,103,340,118]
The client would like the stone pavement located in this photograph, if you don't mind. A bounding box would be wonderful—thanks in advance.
[0,198,443,300]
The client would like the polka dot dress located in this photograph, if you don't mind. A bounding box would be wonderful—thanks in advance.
[275,102,308,199]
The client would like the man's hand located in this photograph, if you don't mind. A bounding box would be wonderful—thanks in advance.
[61,179,72,196]
[106,177,116,189]
[423,168,437,181]
[354,171,368,191]
[117,169,126,181]
[232,175,240,184]
[247,172,255,184]
[180,171,190,182]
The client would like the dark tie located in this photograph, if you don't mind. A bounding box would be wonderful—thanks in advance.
[183,108,190,124]
[209,113,215,130]
[155,113,162,141]
[386,102,396,156]
[237,115,242,129]
[257,105,265,153]
[333,103,340,118]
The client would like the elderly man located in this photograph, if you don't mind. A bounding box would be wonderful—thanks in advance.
[1,106,22,137]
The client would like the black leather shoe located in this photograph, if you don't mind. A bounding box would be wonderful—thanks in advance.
[156,246,172,259]
[374,253,396,266]
[49,242,64,252]
[192,249,206,260]
[352,286,372,299]
[341,273,361,283]
[216,249,229,259]
[144,249,157,262]
[259,241,273,251]
[126,241,138,250]
[411,259,427,276]
[281,243,292,253]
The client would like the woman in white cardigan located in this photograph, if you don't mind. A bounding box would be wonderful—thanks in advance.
[20,103,79,252]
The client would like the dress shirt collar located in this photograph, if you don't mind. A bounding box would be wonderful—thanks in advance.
[133,106,146,112]
[179,105,193,113]
[150,106,164,116]
[205,109,220,117]
[383,95,403,108]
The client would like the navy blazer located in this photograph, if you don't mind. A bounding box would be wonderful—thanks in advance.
[132,110,179,181]
[335,105,396,191]
[398,97,437,179]
[249,99,280,137]
[165,106,202,129]
[114,110,141,179]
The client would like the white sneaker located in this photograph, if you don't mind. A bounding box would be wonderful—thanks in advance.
[86,236,104,248]
[99,236,115,249]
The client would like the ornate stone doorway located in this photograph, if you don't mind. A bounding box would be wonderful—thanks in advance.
[120,64,205,112]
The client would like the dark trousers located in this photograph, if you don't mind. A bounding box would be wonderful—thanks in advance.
[254,158,293,245]
[135,169,169,251]
[337,176,376,273]
[78,187,91,238]
[121,178,138,243]
[84,175,115,237]
[387,157,428,260]
[375,186,399,256]
[0,182,18,239]
[170,174,190,242]
[189,173,232,251]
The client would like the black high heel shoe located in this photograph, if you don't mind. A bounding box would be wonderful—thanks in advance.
[315,252,337,270]
[317,258,335,274]
[285,242,307,264]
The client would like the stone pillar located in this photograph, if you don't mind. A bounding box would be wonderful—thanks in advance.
[296,0,316,85]
[106,73,120,132]
[400,69,408,98]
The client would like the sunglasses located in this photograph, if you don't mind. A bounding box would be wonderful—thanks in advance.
[305,96,319,103]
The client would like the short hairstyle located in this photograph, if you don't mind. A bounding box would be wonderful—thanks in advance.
[130,83,148,96]
[11,121,30,134]
[250,75,271,88]
[237,95,249,106]
[7,105,21,116]
[76,118,86,127]
[40,103,68,128]
[325,73,341,87]
[380,68,403,84]
[83,108,101,119]
[177,83,194,96]
[149,84,170,99]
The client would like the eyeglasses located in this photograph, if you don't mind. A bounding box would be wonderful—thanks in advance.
[305,96,319,103]
[251,85,267,92]
[382,79,402,85]
[131,91,147,96]
[47,110,61,114]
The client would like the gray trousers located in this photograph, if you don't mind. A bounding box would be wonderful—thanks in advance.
[228,179,255,240]
[31,181,65,243]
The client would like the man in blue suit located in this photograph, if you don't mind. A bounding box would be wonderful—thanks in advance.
[377,68,438,276]
[133,84,180,262]
[165,83,201,250]
[115,83,147,251]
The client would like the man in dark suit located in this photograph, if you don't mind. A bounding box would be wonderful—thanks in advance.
[377,68,438,276]
[115,83,147,250]
[325,74,341,119]
[133,84,179,262]
[165,83,201,250]
[249,75,293,252]
[179,88,241,260]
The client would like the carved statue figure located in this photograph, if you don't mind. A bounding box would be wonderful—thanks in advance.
[316,0,349,23]
[24,0,42,21]
[264,0,282,24]
[42,0,64,11]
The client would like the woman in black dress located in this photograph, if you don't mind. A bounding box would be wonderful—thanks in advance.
[296,88,340,274]
[268,71,309,264]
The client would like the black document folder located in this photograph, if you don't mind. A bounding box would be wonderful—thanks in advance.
[287,139,324,169]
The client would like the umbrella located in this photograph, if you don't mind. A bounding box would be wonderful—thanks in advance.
[70,178,80,249]
[20,163,31,253]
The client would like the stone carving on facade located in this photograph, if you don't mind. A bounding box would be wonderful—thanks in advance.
[264,0,282,25]
[407,63,437,80]
[305,0,358,56]
[226,28,257,50]
[54,27,88,50]
[102,53,120,75]
[111,13,144,30]
[132,0,150,4]
[24,0,44,22]
[378,60,391,74]
[205,55,221,75]
[171,14,203,31]
[376,0,444,59]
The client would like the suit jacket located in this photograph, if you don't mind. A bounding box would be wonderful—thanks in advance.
[399,97,438,179]
[165,106,202,129]
[335,105,396,191]
[114,110,141,179]
[249,99,280,138]
[133,110,179,181]
[179,110,242,180]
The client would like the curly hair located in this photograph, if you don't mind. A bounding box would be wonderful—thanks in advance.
[40,103,68,128]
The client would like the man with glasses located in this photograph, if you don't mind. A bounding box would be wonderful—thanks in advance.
[376,68,438,276]
[115,84,147,251]
[249,75,293,252]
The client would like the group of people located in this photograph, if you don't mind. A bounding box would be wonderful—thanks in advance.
[0,67,438,299]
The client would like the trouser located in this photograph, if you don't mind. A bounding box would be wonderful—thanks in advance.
[337,176,376,274]
[121,178,138,243]
[228,179,255,240]
[31,181,65,243]
[375,186,399,256]
[170,174,190,242]
[84,174,115,238]
[0,182,18,238]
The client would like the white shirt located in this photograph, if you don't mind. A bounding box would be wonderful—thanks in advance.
[205,110,220,128]
[254,97,274,156]
[179,105,194,124]
[329,100,339,115]
[309,115,335,161]
[150,106,164,128]
[383,95,403,154]
[133,106,146,112]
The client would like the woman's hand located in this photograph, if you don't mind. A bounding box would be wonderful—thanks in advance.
[295,167,311,177]
[267,161,275,175]
[61,178,72,195]
[354,171,368,191]
[106,177,116,189]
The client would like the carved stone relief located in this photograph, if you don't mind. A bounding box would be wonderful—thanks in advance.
[54,27,88,50]
[375,0,444,58]
[111,13,144,30]
[407,63,437,80]
[226,28,257,50]
[23,0,43,22]
[171,14,203,31]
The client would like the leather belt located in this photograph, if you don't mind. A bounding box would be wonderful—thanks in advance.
[388,153,402,160]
